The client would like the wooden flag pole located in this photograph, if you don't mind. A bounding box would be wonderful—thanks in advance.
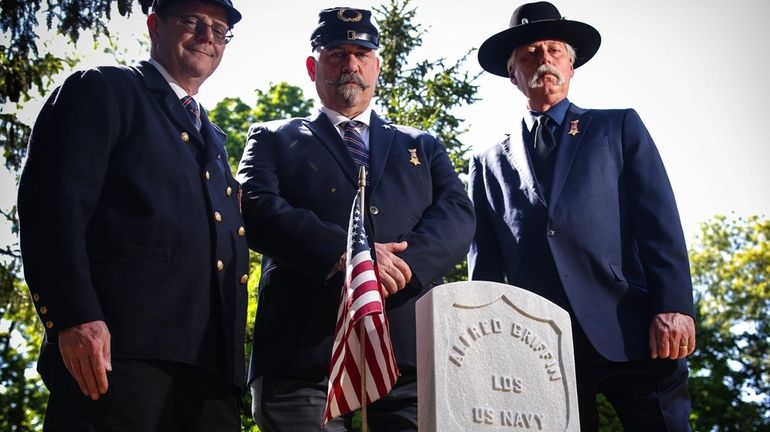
[357,166,368,432]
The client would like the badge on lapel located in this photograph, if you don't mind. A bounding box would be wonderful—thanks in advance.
[408,148,421,166]
[568,120,580,136]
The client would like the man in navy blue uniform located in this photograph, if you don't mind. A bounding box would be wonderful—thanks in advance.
[17,0,249,430]
[470,2,696,430]
[237,7,475,431]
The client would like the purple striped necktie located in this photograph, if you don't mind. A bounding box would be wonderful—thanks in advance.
[181,95,202,130]
[342,121,369,168]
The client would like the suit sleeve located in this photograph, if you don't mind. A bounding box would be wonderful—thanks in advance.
[236,124,347,282]
[397,136,476,288]
[467,154,506,283]
[621,109,694,316]
[18,69,121,334]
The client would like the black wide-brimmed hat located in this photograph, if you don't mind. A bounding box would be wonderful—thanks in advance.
[478,1,600,77]
[310,7,380,51]
[152,0,242,26]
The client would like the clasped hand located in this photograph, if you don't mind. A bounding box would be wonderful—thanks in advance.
[374,241,412,298]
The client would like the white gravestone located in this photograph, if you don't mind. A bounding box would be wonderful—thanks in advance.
[416,281,580,431]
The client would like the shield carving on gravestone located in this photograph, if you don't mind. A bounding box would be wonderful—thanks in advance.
[416,281,580,431]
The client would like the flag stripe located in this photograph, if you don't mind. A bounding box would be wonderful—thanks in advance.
[324,191,400,423]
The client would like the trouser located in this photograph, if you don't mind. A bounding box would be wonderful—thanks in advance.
[572,319,692,432]
[43,358,241,432]
[251,366,418,432]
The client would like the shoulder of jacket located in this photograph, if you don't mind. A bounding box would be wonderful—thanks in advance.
[471,134,512,159]
[250,117,305,131]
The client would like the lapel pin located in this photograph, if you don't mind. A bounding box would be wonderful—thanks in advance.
[180,131,190,142]
[568,120,580,136]
[408,148,421,166]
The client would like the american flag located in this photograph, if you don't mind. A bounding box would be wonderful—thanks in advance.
[324,191,399,423]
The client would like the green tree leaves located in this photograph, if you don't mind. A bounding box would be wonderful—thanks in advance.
[689,215,770,430]
[373,0,479,174]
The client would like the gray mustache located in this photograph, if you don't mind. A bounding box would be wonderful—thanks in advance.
[327,73,370,89]
[530,64,563,85]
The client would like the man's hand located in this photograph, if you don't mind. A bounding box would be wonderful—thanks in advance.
[649,312,695,360]
[58,320,112,400]
[374,241,412,298]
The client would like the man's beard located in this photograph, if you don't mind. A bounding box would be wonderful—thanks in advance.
[327,73,371,106]
[528,64,563,88]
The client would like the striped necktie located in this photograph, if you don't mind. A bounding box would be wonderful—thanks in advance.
[181,95,202,130]
[342,121,369,168]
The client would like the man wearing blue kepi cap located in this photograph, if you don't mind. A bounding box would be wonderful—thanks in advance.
[237,6,475,431]
[18,0,249,430]
[469,2,696,430]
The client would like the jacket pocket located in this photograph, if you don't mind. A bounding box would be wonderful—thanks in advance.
[609,261,647,292]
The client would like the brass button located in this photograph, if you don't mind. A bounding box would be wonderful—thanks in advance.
[239,274,248,284]
[369,206,379,215]
[46,321,54,329]
[204,171,210,180]
[214,211,222,222]
[40,306,48,315]
[216,260,224,271]
[237,226,245,237]
[181,132,190,142]
[226,186,233,196]
[33,293,40,302]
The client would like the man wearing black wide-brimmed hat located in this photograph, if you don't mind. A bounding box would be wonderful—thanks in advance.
[238,6,474,432]
[18,0,249,430]
[469,2,696,430]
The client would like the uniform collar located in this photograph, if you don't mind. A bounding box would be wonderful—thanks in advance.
[524,97,570,131]
[148,58,193,99]
[320,105,373,128]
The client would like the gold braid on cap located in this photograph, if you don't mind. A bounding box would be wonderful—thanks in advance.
[337,8,363,23]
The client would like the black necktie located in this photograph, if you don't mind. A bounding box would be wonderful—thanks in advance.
[342,121,369,168]
[534,114,556,160]
[532,114,557,198]
[181,95,202,130]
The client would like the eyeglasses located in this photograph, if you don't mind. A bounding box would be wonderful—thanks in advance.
[172,15,233,45]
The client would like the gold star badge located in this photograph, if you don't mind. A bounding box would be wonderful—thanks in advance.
[408,148,421,166]
[568,120,580,136]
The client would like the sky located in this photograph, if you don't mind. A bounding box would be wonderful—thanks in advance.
[3,0,770,246]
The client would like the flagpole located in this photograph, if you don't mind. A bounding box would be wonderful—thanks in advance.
[357,165,368,432]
